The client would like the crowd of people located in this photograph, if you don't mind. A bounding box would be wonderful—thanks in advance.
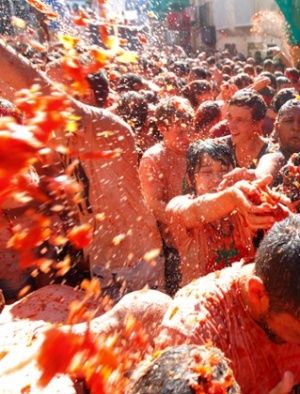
[0,2,300,393]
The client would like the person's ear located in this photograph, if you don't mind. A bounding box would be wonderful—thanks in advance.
[247,276,270,314]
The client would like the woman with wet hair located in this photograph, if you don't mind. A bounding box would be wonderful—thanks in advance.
[166,140,274,286]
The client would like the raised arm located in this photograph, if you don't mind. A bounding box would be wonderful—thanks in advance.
[167,179,276,231]
[0,39,52,94]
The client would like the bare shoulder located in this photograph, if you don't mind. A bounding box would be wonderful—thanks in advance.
[140,143,165,161]
[166,194,193,213]
[73,100,134,137]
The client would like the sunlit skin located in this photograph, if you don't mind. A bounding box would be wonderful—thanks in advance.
[226,105,267,168]
[194,154,232,195]
[275,106,300,156]
[240,265,300,345]
[227,105,260,145]
[159,121,196,154]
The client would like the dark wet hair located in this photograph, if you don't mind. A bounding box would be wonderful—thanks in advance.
[223,74,231,82]
[263,59,274,70]
[182,80,212,108]
[260,71,277,90]
[186,139,234,191]
[155,96,194,127]
[194,100,221,133]
[127,345,240,394]
[256,65,263,75]
[276,76,291,88]
[87,71,109,107]
[116,73,143,92]
[244,64,255,76]
[189,66,208,80]
[274,71,284,77]
[232,73,253,89]
[172,61,190,77]
[207,56,216,65]
[222,64,232,76]
[285,67,299,83]
[140,90,159,104]
[254,214,300,315]
[116,91,148,131]
[229,90,267,121]
[272,88,297,113]
[277,98,300,119]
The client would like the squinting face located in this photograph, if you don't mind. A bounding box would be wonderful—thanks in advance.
[227,105,257,145]
[260,310,300,345]
[194,154,232,195]
[276,106,300,155]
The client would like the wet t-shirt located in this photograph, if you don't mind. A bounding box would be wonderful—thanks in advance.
[159,263,300,393]
[167,195,255,285]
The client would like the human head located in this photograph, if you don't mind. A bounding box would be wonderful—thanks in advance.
[285,67,299,84]
[260,71,277,90]
[127,344,240,394]
[275,98,300,156]
[206,56,216,66]
[272,88,297,113]
[157,72,182,96]
[263,59,274,73]
[86,71,109,107]
[227,90,267,145]
[258,86,275,107]
[232,73,253,90]
[182,80,213,108]
[155,96,194,152]
[244,64,255,77]
[194,100,222,138]
[189,66,208,82]
[116,73,144,92]
[186,139,233,195]
[276,76,291,91]
[222,64,232,76]
[116,91,148,131]
[252,214,300,344]
[172,61,190,78]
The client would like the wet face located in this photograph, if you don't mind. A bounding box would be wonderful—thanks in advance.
[160,119,195,153]
[227,105,259,145]
[259,310,300,345]
[276,106,300,155]
[194,154,232,195]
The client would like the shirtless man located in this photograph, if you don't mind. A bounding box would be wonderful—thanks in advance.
[2,215,300,393]
[139,96,195,293]
[0,40,164,294]
[158,214,300,393]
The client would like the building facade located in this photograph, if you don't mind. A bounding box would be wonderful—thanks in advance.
[190,0,284,56]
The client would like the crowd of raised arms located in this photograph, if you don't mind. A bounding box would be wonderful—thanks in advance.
[2,3,300,394]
